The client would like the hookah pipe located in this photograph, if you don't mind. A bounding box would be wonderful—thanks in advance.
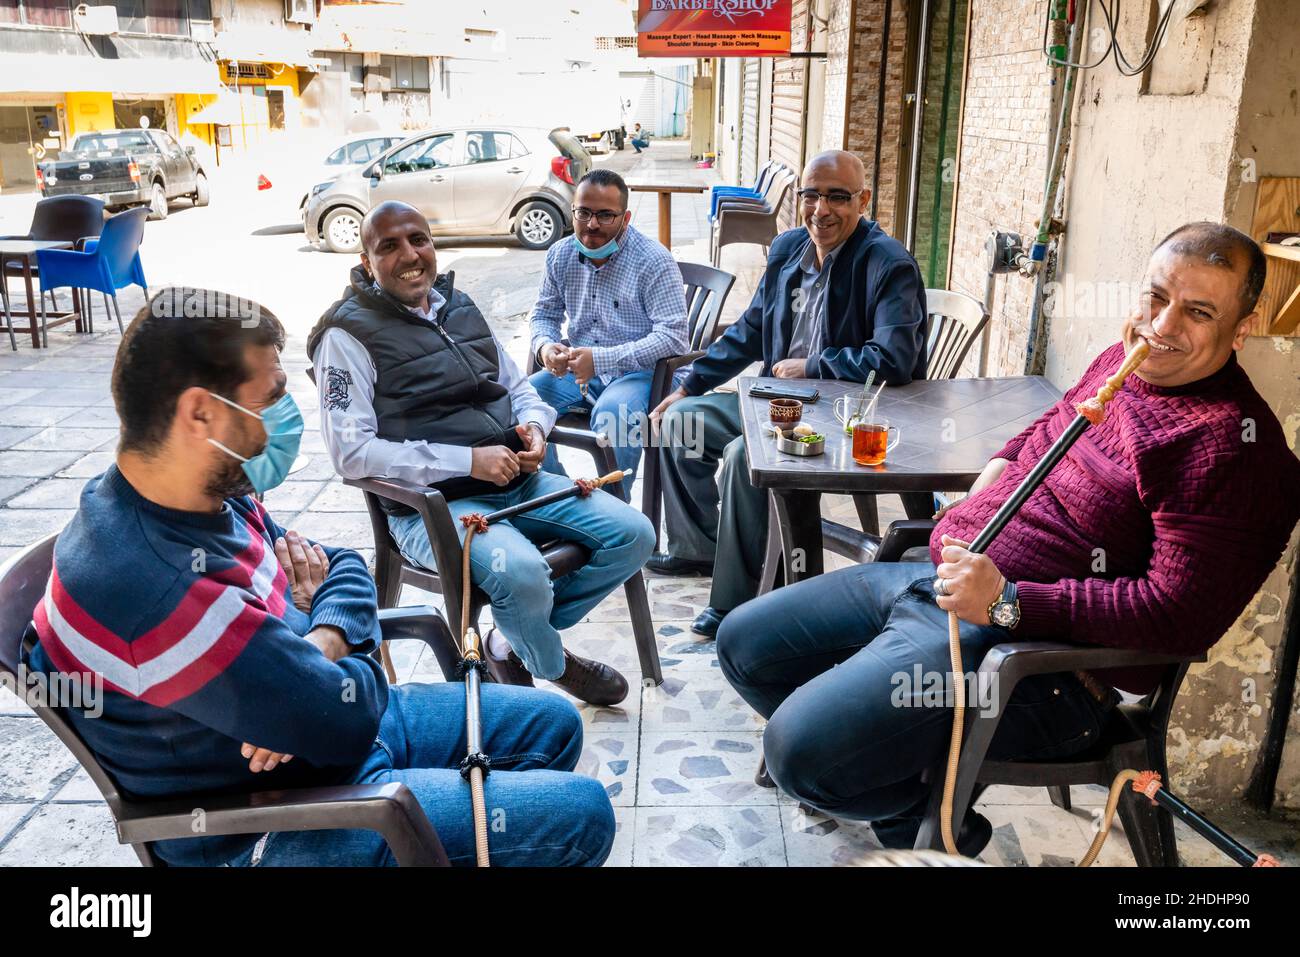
[453,468,631,867]
[937,340,1276,868]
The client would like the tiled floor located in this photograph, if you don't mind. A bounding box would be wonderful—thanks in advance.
[4,142,1300,867]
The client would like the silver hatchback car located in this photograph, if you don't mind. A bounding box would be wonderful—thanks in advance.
[304,125,591,253]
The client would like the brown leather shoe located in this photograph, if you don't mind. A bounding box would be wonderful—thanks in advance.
[482,630,534,687]
[550,649,628,706]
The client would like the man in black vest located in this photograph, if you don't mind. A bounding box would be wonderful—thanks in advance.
[308,202,653,705]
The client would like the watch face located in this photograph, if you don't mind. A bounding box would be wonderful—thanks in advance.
[992,603,1018,628]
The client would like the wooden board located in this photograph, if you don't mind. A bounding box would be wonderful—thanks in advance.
[1249,177,1300,336]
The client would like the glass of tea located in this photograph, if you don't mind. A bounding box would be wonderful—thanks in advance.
[852,419,901,466]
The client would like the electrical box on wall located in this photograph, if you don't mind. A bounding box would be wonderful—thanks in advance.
[73,4,119,35]
[285,0,317,26]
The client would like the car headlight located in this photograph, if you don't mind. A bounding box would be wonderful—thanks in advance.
[310,182,333,197]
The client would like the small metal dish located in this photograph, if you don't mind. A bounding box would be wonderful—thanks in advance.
[771,426,825,456]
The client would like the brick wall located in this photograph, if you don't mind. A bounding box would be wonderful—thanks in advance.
[946,0,1053,376]
[822,0,853,151]
[843,0,911,237]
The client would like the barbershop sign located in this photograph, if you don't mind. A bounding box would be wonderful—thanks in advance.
[637,0,793,57]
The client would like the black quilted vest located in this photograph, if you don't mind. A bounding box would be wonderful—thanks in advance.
[307,267,525,512]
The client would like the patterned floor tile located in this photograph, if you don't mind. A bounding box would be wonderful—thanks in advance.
[975,805,1093,866]
[575,731,638,807]
[633,805,786,866]
[640,667,765,732]
[606,806,635,866]
[637,731,773,806]
[782,805,887,866]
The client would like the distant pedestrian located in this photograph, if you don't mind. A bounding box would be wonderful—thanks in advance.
[630,123,650,153]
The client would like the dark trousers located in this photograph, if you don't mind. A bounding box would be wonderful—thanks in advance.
[658,391,768,610]
[717,560,1116,848]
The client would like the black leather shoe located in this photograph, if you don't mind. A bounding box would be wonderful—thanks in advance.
[551,650,629,706]
[482,630,534,687]
[956,810,993,858]
[645,553,714,576]
[690,606,728,638]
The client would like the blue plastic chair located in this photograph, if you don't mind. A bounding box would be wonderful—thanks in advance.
[709,161,776,221]
[34,207,147,344]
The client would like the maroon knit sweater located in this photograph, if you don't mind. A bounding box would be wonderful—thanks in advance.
[933,342,1300,694]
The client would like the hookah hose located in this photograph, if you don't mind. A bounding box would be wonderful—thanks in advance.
[455,468,629,867]
[939,342,1149,859]
[937,343,1279,867]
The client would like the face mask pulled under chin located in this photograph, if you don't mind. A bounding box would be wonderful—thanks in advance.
[206,392,304,496]
[574,218,627,260]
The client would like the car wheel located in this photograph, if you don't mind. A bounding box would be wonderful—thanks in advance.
[515,201,561,250]
[192,172,210,207]
[322,207,364,254]
[147,182,168,221]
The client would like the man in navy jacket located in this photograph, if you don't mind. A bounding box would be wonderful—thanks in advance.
[647,150,927,637]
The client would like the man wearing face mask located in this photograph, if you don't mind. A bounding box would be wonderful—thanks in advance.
[309,201,654,706]
[529,168,689,500]
[24,287,616,867]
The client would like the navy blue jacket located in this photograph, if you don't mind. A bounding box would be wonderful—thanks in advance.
[683,219,928,394]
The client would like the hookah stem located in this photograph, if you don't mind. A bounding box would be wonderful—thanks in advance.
[940,342,1149,856]
[456,469,626,866]
[1149,788,1260,866]
[480,469,629,525]
[459,521,490,867]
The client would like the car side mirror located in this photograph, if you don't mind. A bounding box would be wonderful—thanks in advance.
[366,162,382,179]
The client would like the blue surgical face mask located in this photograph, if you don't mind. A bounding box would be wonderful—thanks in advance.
[574,220,627,260]
[206,392,303,495]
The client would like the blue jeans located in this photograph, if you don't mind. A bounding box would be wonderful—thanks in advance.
[230,683,614,866]
[718,561,1117,848]
[528,368,653,502]
[631,138,649,153]
[388,470,654,680]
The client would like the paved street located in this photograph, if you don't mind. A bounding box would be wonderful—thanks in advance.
[3,139,1295,867]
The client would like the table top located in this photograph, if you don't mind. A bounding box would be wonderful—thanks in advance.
[0,239,73,255]
[626,182,708,194]
[739,374,1061,493]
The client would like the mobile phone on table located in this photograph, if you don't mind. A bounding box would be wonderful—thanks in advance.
[748,382,820,403]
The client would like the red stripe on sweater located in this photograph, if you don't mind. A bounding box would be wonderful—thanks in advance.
[139,600,267,707]
[42,564,136,662]
[130,519,286,662]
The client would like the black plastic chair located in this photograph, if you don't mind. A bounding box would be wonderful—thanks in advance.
[347,425,665,686]
[526,260,735,551]
[870,520,1200,866]
[0,533,453,866]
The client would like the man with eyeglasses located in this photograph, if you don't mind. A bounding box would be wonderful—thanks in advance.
[529,168,689,502]
[648,150,928,638]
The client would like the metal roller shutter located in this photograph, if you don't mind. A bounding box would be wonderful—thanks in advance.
[768,0,808,231]
[739,57,760,187]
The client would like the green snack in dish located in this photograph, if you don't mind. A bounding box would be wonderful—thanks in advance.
[797,433,824,444]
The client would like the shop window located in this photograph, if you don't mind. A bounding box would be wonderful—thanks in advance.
[0,0,21,25]
[23,0,73,28]
[147,0,183,35]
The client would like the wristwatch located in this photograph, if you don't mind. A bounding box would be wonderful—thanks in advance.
[988,579,1020,629]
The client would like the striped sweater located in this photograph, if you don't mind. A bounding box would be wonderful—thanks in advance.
[25,465,387,865]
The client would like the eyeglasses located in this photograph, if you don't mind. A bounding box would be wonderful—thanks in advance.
[572,207,624,225]
[797,188,863,208]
